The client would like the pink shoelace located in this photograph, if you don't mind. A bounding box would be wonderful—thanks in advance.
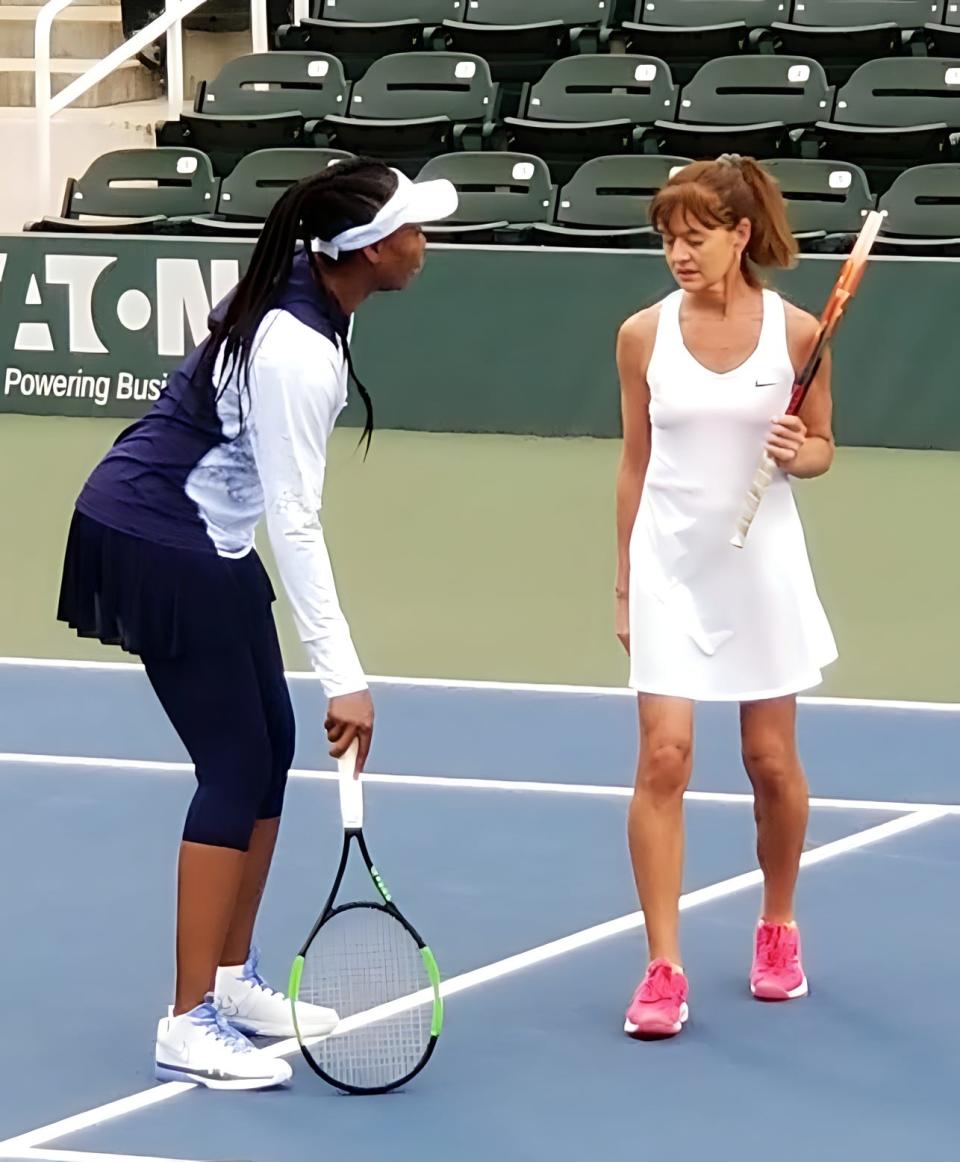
[638,960,683,1002]
[757,924,796,970]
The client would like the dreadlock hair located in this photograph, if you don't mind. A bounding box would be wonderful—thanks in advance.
[204,157,399,455]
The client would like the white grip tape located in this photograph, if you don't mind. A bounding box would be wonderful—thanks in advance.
[337,739,363,829]
[730,451,776,548]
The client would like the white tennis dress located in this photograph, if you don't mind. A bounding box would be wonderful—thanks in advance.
[628,288,838,701]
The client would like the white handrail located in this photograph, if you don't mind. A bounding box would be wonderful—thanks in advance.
[34,0,270,214]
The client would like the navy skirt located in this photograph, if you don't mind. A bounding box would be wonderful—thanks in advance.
[57,509,276,659]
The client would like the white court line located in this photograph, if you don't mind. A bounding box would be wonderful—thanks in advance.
[1,751,958,815]
[15,1150,219,1162]
[0,656,957,712]
[0,807,946,1157]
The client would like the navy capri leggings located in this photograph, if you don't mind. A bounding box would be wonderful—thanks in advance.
[143,614,295,851]
[58,510,295,851]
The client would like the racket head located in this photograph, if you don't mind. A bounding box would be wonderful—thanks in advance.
[290,900,443,1095]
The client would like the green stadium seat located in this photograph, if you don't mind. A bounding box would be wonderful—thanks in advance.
[415,151,554,241]
[157,53,351,176]
[503,55,679,185]
[321,53,500,177]
[531,153,691,247]
[874,161,960,252]
[760,157,875,249]
[771,1,937,86]
[193,52,351,117]
[651,54,833,160]
[806,57,960,193]
[28,148,219,234]
[923,2,960,54]
[193,148,354,235]
[614,1,788,85]
[277,1,463,82]
[437,0,611,84]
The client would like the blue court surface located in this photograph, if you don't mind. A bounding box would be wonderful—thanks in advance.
[1,658,958,1162]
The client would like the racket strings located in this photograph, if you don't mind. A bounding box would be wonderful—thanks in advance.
[300,905,433,1090]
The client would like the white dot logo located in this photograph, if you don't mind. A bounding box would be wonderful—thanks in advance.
[117,289,152,331]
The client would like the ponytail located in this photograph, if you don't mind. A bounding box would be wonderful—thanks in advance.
[203,157,398,454]
[648,153,798,288]
[734,156,798,275]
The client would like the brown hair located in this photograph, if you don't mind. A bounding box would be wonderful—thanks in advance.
[648,154,797,288]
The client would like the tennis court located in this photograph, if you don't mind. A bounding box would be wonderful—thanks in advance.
[1,657,958,1162]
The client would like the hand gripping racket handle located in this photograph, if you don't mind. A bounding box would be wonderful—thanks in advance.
[338,739,363,830]
[730,209,886,548]
[730,450,777,548]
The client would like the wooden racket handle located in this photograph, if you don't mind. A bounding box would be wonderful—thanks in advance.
[730,450,776,548]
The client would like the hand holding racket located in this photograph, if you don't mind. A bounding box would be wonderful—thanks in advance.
[325,690,374,772]
[288,740,443,1094]
[731,209,886,548]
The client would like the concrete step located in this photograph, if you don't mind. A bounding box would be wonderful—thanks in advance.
[0,57,162,106]
[0,5,127,59]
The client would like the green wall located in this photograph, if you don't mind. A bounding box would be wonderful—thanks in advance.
[1,234,957,449]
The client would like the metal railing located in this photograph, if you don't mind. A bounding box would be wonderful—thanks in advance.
[33,0,313,213]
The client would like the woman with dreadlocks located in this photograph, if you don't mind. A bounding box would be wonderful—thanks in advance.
[57,159,457,1089]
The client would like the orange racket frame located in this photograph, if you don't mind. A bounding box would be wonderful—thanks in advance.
[731,209,886,549]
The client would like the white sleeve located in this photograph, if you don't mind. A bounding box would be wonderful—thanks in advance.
[247,321,367,699]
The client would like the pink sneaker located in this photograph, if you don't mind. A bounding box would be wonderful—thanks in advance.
[624,958,689,1039]
[750,921,809,1001]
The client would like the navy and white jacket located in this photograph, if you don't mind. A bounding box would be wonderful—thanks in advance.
[77,250,366,698]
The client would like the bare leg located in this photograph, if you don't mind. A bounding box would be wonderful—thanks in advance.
[221,817,281,967]
[740,696,809,925]
[627,695,695,967]
[173,841,245,1016]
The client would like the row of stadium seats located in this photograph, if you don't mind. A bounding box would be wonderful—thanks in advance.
[155,50,960,192]
[27,148,960,255]
[273,0,960,86]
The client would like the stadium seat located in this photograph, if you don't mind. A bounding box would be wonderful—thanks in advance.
[531,153,691,247]
[157,53,351,176]
[874,161,960,252]
[650,55,833,160]
[415,151,554,241]
[770,1,936,85]
[277,1,462,82]
[28,148,219,234]
[193,148,353,234]
[923,2,960,54]
[760,157,875,249]
[437,0,611,85]
[320,53,500,177]
[614,1,788,85]
[503,55,679,185]
[805,57,960,193]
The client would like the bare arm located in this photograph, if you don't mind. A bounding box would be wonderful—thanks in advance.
[769,304,835,480]
[614,311,655,648]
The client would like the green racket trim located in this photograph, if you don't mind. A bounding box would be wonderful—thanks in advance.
[369,865,392,903]
[288,954,305,1042]
[421,945,444,1037]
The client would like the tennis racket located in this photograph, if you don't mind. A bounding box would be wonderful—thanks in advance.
[288,740,443,1095]
[730,208,886,548]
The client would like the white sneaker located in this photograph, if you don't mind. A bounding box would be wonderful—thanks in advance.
[155,996,293,1090]
[215,945,338,1038]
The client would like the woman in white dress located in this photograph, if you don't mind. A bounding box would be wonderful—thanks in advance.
[615,155,838,1039]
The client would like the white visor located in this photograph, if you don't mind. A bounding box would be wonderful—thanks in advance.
[310,168,458,258]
